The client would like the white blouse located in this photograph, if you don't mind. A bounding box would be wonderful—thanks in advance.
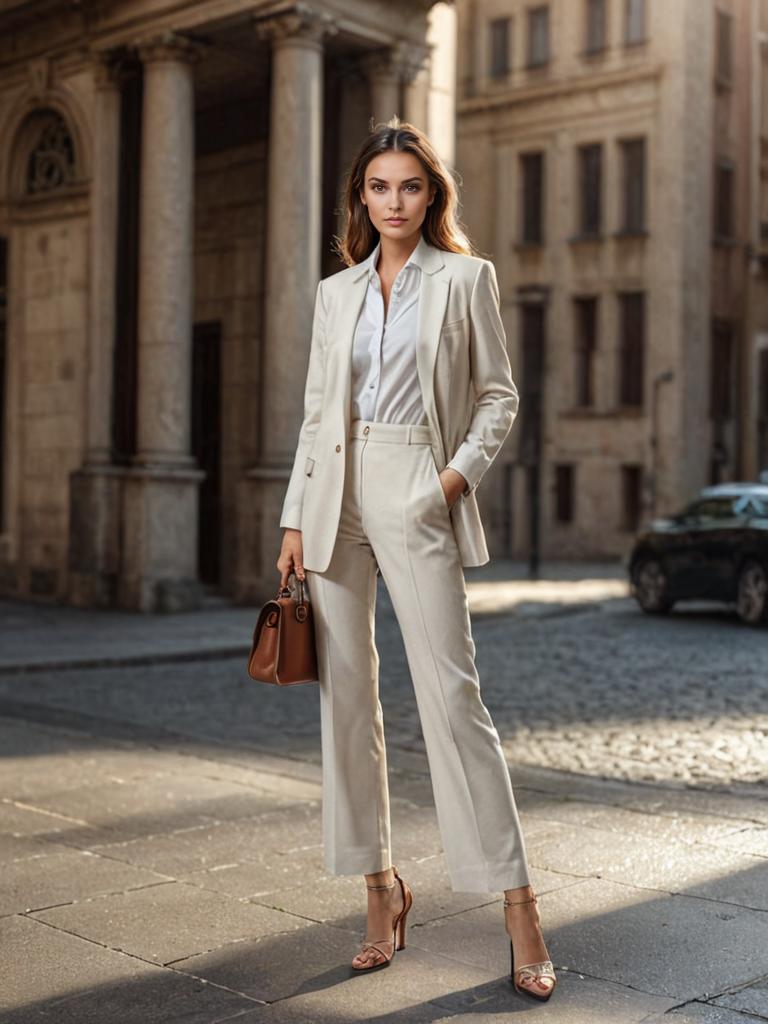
[350,233,429,425]
[350,232,471,494]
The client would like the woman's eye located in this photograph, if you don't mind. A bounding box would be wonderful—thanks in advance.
[371,184,420,192]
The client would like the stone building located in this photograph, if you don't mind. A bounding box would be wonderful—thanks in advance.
[455,0,768,562]
[0,0,456,610]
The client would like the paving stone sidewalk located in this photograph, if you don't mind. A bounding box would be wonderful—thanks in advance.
[1,561,767,1024]
[0,559,628,673]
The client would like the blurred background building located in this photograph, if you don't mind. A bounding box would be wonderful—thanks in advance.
[0,0,766,610]
[457,0,768,562]
[0,0,455,610]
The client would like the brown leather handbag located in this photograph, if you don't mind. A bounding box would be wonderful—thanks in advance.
[247,573,319,685]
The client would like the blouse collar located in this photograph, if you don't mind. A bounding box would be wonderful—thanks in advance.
[362,232,431,285]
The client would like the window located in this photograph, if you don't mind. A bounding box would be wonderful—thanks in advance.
[621,464,643,531]
[520,151,545,244]
[716,10,732,85]
[520,303,546,460]
[618,292,645,407]
[25,110,76,194]
[619,137,646,234]
[710,319,735,420]
[490,17,511,79]
[734,494,768,518]
[585,0,607,54]
[574,296,598,407]
[554,464,575,523]
[527,6,550,68]
[683,496,737,521]
[578,142,602,235]
[714,160,734,240]
[625,0,646,45]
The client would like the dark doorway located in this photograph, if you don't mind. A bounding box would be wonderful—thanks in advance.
[112,62,142,463]
[0,235,6,532]
[192,321,222,586]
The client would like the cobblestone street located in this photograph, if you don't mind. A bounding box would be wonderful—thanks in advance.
[2,566,768,1022]
[481,599,768,791]
[4,579,765,795]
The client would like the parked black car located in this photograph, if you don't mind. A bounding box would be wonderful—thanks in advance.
[628,483,768,625]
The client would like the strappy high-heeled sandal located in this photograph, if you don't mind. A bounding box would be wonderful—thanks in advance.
[351,865,413,972]
[504,893,557,1001]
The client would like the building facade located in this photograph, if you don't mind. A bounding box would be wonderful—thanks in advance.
[0,0,456,610]
[456,0,768,562]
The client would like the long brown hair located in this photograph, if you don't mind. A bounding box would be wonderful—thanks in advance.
[332,116,480,266]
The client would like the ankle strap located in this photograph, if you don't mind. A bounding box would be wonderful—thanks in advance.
[366,880,396,891]
[503,894,537,907]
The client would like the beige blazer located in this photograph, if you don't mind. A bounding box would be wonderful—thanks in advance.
[279,238,519,571]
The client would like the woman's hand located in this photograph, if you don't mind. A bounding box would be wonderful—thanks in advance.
[438,467,469,508]
[277,528,305,587]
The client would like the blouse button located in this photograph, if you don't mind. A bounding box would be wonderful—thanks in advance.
[335,444,341,452]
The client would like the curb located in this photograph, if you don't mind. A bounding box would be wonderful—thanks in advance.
[0,644,252,676]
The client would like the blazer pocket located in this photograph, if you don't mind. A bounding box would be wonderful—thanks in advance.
[441,316,467,332]
[305,456,316,476]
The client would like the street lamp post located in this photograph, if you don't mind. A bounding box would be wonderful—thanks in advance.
[650,369,674,518]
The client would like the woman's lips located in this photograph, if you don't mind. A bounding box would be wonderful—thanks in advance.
[385,218,406,224]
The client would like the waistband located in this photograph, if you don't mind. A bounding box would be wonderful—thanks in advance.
[349,418,434,445]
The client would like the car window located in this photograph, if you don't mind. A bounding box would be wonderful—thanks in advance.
[740,495,768,518]
[683,497,737,521]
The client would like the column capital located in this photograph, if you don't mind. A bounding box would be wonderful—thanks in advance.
[394,41,432,85]
[134,31,206,66]
[358,42,431,86]
[253,3,338,47]
[89,47,133,89]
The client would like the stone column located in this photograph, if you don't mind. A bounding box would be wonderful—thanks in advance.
[361,49,402,124]
[361,43,429,127]
[134,32,200,466]
[235,6,336,602]
[402,44,431,130]
[68,50,125,608]
[118,32,206,612]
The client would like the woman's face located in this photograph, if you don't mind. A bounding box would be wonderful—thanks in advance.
[360,150,435,243]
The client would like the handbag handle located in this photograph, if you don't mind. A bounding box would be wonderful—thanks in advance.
[277,570,307,605]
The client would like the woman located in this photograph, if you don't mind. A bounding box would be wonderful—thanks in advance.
[276,119,556,1000]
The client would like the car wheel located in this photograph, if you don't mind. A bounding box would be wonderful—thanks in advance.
[735,560,768,626]
[632,558,674,614]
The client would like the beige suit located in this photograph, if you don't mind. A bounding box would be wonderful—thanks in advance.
[279,240,519,568]
[279,239,531,893]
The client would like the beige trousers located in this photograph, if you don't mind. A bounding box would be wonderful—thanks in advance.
[306,418,532,893]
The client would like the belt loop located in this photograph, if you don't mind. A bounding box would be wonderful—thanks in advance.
[407,424,414,445]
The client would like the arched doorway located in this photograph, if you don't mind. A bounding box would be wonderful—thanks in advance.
[1,103,88,601]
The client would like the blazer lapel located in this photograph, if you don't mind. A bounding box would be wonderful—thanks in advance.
[416,245,449,462]
[335,240,449,458]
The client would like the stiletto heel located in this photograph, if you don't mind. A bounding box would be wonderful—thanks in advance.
[504,894,557,1001]
[394,867,413,950]
[351,865,413,971]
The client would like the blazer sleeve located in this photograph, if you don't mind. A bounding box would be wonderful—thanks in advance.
[444,259,519,496]
[278,279,328,530]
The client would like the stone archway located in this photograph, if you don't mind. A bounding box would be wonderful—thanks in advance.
[0,80,90,205]
[0,100,91,602]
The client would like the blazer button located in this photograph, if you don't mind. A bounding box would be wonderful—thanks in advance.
[335,444,341,452]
